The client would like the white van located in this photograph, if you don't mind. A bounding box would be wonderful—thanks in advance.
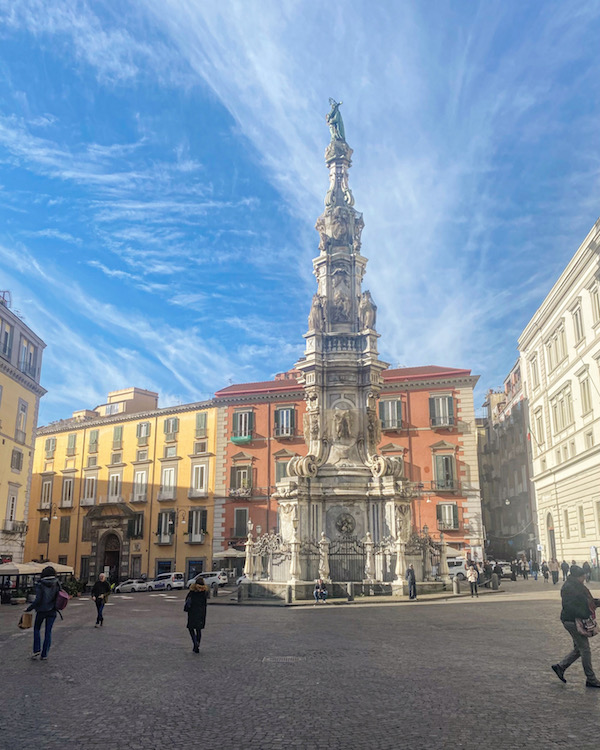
[147,572,185,591]
[446,557,468,581]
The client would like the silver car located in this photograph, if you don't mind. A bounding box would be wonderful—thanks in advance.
[114,578,149,593]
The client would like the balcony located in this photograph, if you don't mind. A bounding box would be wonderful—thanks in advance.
[415,480,462,494]
[98,495,124,504]
[18,358,37,379]
[130,490,148,503]
[229,486,252,498]
[380,419,407,432]
[3,520,27,534]
[157,486,176,501]
[137,435,149,447]
[188,488,208,499]
[66,446,76,457]
[430,416,456,429]
[15,429,26,445]
[112,441,123,451]
[164,432,177,443]
[80,497,95,506]
[273,428,294,439]
[231,432,253,445]
[155,533,173,545]
[185,532,206,545]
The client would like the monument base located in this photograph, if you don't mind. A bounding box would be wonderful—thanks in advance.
[238,579,451,602]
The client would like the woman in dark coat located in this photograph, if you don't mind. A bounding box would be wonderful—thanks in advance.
[185,576,208,653]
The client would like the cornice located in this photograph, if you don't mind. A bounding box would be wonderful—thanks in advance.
[381,375,479,392]
[0,357,47,397]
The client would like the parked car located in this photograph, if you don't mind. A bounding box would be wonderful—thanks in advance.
[446,558,468,581]
[114,578,149,593]
[236,573,249,586]
[186,571,228,589]
[496,561,517,581]
[147,572,185,591]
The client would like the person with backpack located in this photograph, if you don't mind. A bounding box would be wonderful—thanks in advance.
[24,565,61,660]
[91,573,111,627]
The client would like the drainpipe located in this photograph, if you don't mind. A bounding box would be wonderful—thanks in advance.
[73,425,87,579]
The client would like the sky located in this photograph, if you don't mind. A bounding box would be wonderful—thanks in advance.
[1,1,600,425]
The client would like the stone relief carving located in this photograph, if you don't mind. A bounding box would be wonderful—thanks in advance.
[367,454,404,479]
[394,504,410,541]
[330,290,352,323]
[334,410,352,440]
[331,206,350,243]
[277,483,298,499]
[335,512,356,535]
[315,215,331,253]
[303,412,321,444]
[367,410,381,449]
[352,213,364,251]
[359,290,377,330]
[308,294,324,331]
[288,455,318,478]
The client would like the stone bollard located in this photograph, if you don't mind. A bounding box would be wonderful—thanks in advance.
[237,585,243,603]
[347,581,354,602]
[491,572,499,590]
[452,576,460,595]
[286,585,292,604]
[212,584,218,598]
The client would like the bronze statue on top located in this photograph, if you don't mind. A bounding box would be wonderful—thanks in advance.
[326,98,345,142]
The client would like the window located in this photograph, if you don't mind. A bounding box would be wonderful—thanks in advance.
[45,437,56,459]
[87,456,97,468]
[194,441,207,455]
[573,306,584,343]
[82,517,92,541]
[164,417,179,440]
[61,478,74,507]
[429,396,454,428]
[275,460,289,483]
[586,430,594,450]
[18,335,37,377]
[546,326,567,372]
[160,467,176,500]
[230,466,251,491]
[580,377,593,415]
[530,356,540,389]
[379,400,402,430]
[434,455,456,491]
[187,509,208,543]
[437,503,459,530]
[555,448,561,466]
[82,477,96,504]
[234,508,248,537]
[59,516,70,543]
[131,556,141,579]
[112,425,123,450]
[233,411,253,438]
[15,400,28,443]
[0,318,13,358]
[6,492,17,524]
[108,473,121,500]
[157,511,175,544]
[164,445,177,458]
[534,409,544,447]
[38,518,49,543]
[195,411,207,438]
[58,555,68,566]
[133,471,147,502]
[191,464,206,492]
[579,506,586,538]
[136,449,148,461]
[136,421,150,445]
[274,408,295,437]
[592,286,600,324]
[66,433,77,456]
[41,480,52,508]
[88,429,99,453]
[105,403,120,415]
[10,449,23,471]
[128,513,144,539]
[80,556,90,582]
[110,452,122,465]
[551,386,574,433]
[564,509,570,539]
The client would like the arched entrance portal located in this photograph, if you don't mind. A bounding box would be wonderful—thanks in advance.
[546,513,556,560]
[101,533,121,582]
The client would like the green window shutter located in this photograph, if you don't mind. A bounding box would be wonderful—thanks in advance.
[290,409,296,431]
[429,398,436,422]
[435,455,444,483]
[163,419,169,434]
[200,509,208,532]
[274,410,280,431]
[114,425,123,441]
[157,515,162,535]
[396,401,402,423]
[173,417,179,434]
[127,519,134,539]
[248,467,254,488]
[230,466,237,489]
[446,457,455,481]
[136,423,142,438]
[452,504,459,529]
[169,511,176,531]
[89,430,98,443]
[67,433,76,450]
[436,503,442,522]
[232,412,239,435]
[447,397,454,422]
[196,412,207,435]
[379,401,385,422]
[187,512,193,535]
[248,412,254,434]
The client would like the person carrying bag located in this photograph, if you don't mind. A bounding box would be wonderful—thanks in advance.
[24,565,61,660]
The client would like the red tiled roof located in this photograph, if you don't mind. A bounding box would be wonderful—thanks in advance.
[215,365,472,397]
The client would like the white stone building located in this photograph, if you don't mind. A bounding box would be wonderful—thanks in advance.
[519,218,600,566]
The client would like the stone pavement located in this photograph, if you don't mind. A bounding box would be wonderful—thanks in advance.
[1,579,599,749]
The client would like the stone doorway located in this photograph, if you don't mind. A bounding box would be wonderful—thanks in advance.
[100,532,121,583]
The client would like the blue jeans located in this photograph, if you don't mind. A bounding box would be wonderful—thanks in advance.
[95,599,105,623]
[314,591,327,602]
[33,611,57,657]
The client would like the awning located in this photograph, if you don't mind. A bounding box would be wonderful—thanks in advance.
[213,549,246,559]
[445,546,464,557]
[0,562,41,575]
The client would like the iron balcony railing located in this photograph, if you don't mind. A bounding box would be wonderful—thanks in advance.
[188,488,208,499]
[430,416,456,428]
[157,486,176,501]
[15,429,26,445]
[3,520,27,534]
[130,488,148,503]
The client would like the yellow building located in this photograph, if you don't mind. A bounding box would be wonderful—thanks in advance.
[24,387,216,583]
[0,291,46,563]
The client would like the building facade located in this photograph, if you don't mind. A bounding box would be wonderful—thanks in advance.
[519,217,600,566]
[478,362,537,561]
[0,291,46,563]
[24,388,216,583]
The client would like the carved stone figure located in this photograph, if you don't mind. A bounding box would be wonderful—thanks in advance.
[326,98,345,142]
[335,410,352,440]
[308,294,324,331]
[318,531,330,580]
[367,411,380,449]
[331,206,350,242]
[315,215,331,252]
[359,291,377,330]
[330,291,352,323]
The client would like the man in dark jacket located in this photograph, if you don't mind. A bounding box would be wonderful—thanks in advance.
[25,566,60,660]
[91,573,111,627]
[560,560,569,582]
[552,566,600,687]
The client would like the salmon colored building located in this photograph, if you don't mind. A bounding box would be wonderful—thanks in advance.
[213,365,482,572]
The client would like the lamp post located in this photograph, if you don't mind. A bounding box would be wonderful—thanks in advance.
[173,510,186,572]
[41,504,58,562]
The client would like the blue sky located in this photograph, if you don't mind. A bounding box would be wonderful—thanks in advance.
[1,1,599,424]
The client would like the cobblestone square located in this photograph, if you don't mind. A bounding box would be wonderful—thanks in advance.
[1,583,598,749]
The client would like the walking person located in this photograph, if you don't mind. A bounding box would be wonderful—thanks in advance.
[583,561,592,582]
[25,566,61,661]
[552,566,600,688]
[467,564,479,598]
[406,564,417,601]
[561,560,569,582]
[185,576,208,653]
[522,558,529,581]
[531,560,539,581]
[542,560,549,583]
[91,573,111,627]
[549,558,560,585]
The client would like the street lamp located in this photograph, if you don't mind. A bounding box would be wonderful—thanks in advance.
[41,504,58,562]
